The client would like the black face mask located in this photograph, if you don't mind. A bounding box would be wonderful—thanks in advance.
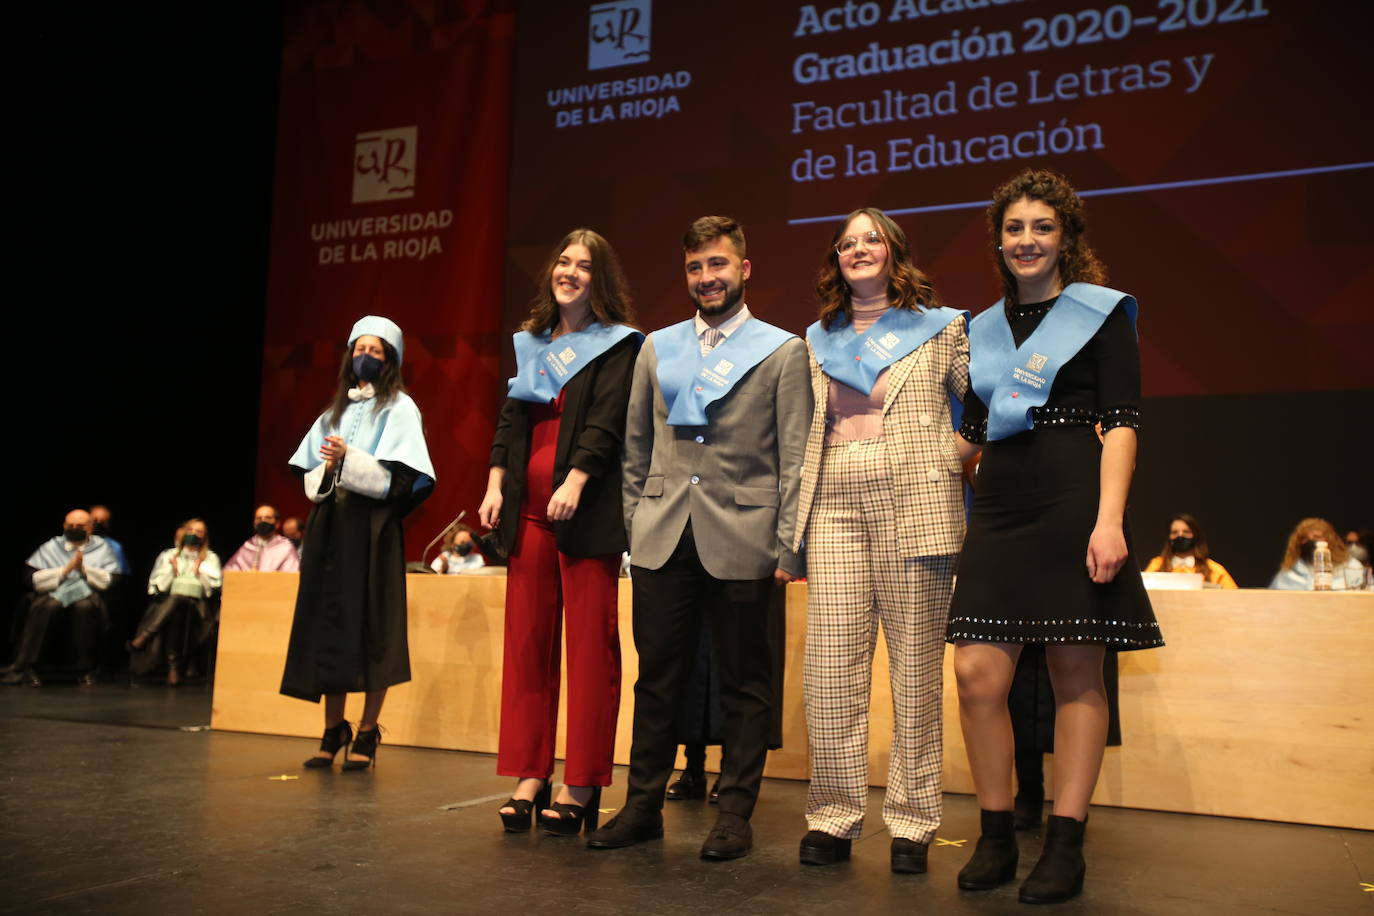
[455,542,473,557]
[255,521,276,538]
[1169,536,1195,554]
[92,523,110,537]
[64,527,88,544]
[182,533,203,549]
[1300,541,1318,564]
[352,353,384,383]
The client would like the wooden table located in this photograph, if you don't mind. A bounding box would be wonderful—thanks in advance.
[211,572,1373,829]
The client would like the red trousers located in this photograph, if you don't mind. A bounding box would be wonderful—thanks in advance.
[497,398,621,786]
[498,517,621,785]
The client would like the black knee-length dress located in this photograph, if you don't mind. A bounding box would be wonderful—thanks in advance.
[946,296,1162,650]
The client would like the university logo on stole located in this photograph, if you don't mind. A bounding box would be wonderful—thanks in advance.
[1026,352,1049,372]
[588,0,651,70]
[353,126,417,203]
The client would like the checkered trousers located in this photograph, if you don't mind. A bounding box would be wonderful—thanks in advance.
[804,438,955,843]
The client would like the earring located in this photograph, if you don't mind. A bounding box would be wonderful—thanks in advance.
[997,245,1003,251]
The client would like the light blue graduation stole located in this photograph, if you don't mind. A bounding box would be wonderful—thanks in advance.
[506,323,641,404]
[655,316,795,427]
[807,305,967,395]
[969,283,1136,442]
[289,392,436,493]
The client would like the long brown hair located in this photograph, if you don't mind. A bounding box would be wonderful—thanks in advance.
[817,207,941,330]
[521,229,635,335]
[987,168,1106,306]
[177,517,210,563]
[1153,512,1215,581]
[326,338,405,429]
[1280,517,1349,570]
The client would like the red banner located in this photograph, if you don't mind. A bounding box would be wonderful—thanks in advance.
[255,2,515,550]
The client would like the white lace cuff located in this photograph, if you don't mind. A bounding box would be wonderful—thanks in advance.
[32,568,62,593]
[304,462,333,503]
[338,448,392,499]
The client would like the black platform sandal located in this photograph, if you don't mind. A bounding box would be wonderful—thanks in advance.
[303,720,353,768]
[539,786,603,837]
[499,778,552,832]
[342,725,381,771]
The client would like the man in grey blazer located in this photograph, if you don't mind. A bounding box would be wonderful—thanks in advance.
[587,216,811,859]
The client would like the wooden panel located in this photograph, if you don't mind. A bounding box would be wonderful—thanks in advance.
[212,572,1374,828]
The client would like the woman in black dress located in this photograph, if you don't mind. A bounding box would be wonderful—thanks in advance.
[281,316,435,770]
[947,170,1162,903]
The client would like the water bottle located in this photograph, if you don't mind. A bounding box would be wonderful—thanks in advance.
[1311,540,1333,591]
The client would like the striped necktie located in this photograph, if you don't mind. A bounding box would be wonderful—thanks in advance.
[701,327,724,354]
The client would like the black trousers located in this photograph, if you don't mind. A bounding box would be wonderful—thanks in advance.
[626,523,774,819]
[14,596,104,671]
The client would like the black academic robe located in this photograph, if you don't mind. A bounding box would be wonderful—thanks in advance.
[280,463,429,701]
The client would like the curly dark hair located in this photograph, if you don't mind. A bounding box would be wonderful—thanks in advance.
[816,207,942,330]
[988,168,1106,305]
[521,228,635,336]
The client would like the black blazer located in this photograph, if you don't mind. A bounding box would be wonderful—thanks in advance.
[489,332,641,558]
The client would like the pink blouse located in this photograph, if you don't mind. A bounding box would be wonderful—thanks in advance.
[824,294,889,444]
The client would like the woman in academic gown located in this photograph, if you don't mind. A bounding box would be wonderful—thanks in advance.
[281,315,435,771]
[479,229,640,836]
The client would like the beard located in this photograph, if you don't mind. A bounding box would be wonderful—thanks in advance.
[693,281,745,317]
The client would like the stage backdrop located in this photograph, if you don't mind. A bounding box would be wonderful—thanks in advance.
[255,1,515,552]
[503,0,1373,584]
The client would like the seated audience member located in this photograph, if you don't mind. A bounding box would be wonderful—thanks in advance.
[3,509,123,686]
[1345,529,1371,567]
[281,516,303,550]
[431,524,486,574]
[1143,513,1238,588]
[1269,517,1367,590]
[129,519,223,685]
[224,504,301,572]
[89,504,131,575]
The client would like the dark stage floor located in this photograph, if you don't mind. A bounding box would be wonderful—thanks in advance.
[1,685,1368,915]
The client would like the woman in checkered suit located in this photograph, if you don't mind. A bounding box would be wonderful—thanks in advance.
[793,208,971,874]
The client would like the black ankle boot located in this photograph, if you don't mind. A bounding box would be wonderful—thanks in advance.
[1019,814,1086,904]
[957,809,1019,890]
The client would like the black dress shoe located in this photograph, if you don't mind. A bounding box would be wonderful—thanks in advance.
[3,668,43,687]
[586,810,664,849]
[700,813,752,860]
[78,672,97,687]
[666,770,706,801]
[799,830,851,866]
[709,778,720,803]
[891,837,928,874]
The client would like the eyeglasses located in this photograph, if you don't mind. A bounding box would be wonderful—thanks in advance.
[836,230,886,256]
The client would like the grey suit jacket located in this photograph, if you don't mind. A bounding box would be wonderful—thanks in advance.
[794,316,970,558]
[622,325,812,580]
